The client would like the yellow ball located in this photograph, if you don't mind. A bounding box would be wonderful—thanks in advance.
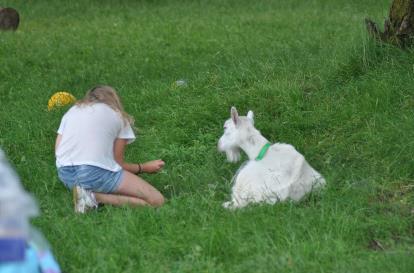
[48,91,76,111]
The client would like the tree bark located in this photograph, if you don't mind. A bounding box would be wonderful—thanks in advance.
[0,7,19,31]
[365,0,414,47]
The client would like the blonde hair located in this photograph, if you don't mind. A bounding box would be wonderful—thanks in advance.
[76,85,134,125]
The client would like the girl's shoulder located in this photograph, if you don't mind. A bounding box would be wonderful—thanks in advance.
[89,103,123,121]
[70,102,111,112]
[92,103,119,116]
[66,103,120,121]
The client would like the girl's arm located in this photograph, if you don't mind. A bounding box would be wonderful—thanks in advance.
[113,138,165,174]
[55,134,62,153]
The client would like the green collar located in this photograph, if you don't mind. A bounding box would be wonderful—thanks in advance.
[255,143,271,161]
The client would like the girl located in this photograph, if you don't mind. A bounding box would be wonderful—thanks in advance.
[55,85,165,213]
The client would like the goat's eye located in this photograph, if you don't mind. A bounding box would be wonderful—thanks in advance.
[223,126,227,130]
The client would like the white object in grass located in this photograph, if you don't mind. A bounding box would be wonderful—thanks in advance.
[173,79,187,88]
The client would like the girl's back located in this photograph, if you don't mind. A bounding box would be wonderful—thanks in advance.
[55,103,133,171]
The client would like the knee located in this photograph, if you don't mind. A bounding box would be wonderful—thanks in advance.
[148,193,165,207]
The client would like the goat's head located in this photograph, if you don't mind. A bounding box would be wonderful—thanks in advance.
[218,106,255,162]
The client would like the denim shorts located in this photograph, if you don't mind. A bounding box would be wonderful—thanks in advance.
[57,165,124,193]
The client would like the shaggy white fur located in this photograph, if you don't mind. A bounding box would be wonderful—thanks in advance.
[218,107,325,209]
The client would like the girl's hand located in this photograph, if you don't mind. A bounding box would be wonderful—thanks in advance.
[142,159,165,173]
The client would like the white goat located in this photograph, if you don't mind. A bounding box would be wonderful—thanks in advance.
[218,107,325,209]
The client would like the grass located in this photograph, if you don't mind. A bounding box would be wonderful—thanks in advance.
[1,0,413,272]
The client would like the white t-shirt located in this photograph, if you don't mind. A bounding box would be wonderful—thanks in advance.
[55,103,136,171]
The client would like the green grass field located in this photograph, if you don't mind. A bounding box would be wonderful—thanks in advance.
[1,0,413,272]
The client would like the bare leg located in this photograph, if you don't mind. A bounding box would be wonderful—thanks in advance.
[94,192,150,207]
[107,171,164,207]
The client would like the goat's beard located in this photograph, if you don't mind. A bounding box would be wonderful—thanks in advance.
[225,148,241,163]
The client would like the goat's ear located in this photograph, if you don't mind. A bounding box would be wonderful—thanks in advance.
[231,106,239,125]
[247,110,254,124]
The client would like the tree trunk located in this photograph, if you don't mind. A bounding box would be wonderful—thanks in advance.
[0,7,19,31]
[365,0,414,47]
